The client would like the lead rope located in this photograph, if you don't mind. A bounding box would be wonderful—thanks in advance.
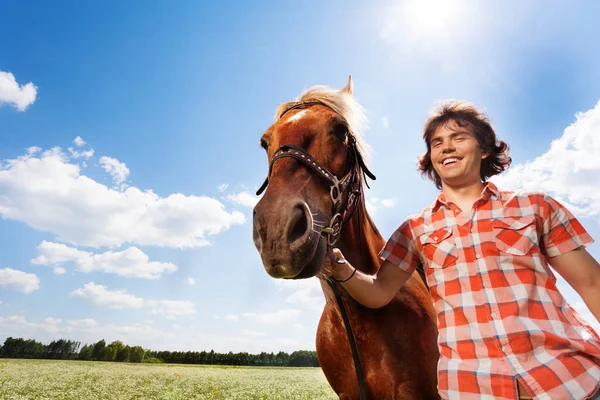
[325,166,367,400]
[325,277,367,400]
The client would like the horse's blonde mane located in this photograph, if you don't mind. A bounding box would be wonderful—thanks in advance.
[274,85,372,166]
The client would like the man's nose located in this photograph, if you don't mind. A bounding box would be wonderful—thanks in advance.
[441,140,455,152]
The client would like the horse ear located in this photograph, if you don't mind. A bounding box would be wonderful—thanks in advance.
[341,75,353,95]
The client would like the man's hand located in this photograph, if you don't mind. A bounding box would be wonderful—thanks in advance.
[322,247,413,309]
[322,248,355,282]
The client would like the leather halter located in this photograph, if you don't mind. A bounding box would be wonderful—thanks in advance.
[255,101,375,247]
[256,101,375,400]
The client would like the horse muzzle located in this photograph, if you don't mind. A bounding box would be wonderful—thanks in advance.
[253,196,327,279]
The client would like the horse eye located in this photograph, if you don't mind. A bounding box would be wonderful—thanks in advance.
[331,119,349,141]
[260,140,268,150]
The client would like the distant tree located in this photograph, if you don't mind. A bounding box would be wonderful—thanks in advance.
[116,345,130,362]
[78,344,93,361]
[103,346,116,361]
[105,341,124,362]
[275,351,289,366]
[129,346,145,363]
[289,350,319,367]
[0,337,46,359]
[91,339,106,361]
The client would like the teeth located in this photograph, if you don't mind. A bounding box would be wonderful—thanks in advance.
[443,158,459,165]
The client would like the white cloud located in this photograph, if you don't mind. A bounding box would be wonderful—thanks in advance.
[242,309,303,325]
[273,279,324,312]
[44,317,62,325]
[70,283,195,319]
[150,300,195,320]
[99,156,130,188]
[218,184,229,192]
[226,191,260,208]
[186,277,196,286]
[0,315,176,351]
[53,266,66,275]
[0,316,62,339]
[68,319,99,328]
[224,314,239,322]
[0,147,246,249]
[241,330,265,337]
[73,137,86,147]
[366,197,396,215]
[70,282,145,309]
[492,100,600,218]
[32,241,177,280]
[366,200,378,215]
[380,199,395,207]
[0,268,40,293]
[68,148,94,160]
[0,314,314,354]
[0,71,37,111]
[382,116,389,129]
[27,146,41,155]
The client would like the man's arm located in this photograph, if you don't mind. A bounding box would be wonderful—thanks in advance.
[329,249,412,309]
[548,247,600,323]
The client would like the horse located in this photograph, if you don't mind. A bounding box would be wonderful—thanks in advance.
[252,76,440,399]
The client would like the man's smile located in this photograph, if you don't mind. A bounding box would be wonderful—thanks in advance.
[440,156,462,168]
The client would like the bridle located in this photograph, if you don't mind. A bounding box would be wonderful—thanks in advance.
[255,101,376,248]
[255,100,376,400]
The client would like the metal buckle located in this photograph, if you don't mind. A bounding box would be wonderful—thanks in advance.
[330,176,341,206]
[326,213,342,246]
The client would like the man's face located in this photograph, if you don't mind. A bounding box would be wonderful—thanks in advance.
[430,120,488,188]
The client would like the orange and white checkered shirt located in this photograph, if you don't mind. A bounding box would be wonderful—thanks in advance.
[379,182,600,400]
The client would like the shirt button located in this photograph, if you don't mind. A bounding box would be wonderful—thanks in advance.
[502,345,510,353]
[433,236,438,241]
[476,254,481,259]
[491,313,497,319]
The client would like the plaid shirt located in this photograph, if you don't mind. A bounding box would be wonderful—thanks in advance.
[379,182,600,400]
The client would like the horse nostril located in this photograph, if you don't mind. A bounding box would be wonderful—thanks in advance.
[287,204,310,246]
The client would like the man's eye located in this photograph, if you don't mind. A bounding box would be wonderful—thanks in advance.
[432,142,441,148]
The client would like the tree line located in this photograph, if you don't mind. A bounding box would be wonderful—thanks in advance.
[0,337,319,367]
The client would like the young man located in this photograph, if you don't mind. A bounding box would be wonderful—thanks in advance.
[329,100,600,400]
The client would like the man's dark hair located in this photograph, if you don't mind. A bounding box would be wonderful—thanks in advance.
[418,100,512,189]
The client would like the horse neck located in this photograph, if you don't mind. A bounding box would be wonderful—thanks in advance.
[337,190,384,275]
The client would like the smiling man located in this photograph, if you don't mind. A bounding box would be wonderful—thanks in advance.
[329,100,600,400]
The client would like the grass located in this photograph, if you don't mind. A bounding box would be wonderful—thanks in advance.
[0,359,338,399]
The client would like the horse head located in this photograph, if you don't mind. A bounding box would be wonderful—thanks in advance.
[253,76,375,280]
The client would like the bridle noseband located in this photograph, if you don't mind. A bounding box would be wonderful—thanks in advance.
[255,101,375,248]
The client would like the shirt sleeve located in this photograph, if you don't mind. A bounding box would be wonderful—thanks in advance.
[378,219,420,274]
[541,195,595,258]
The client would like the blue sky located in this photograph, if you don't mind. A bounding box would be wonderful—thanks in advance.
[1,0,600,353]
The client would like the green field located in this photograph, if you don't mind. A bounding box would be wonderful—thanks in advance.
[0,359,338,399]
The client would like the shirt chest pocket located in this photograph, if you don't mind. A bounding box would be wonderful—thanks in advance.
[419,227,458,269]
[493,216,539,256]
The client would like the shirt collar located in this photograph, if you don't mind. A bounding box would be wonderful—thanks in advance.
[432,181,500,212]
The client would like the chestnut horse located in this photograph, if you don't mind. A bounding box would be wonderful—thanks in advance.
[252,77,440,399]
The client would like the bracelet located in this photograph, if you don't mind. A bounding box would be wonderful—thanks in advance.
[331,266,357,283]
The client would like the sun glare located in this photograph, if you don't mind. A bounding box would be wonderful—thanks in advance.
[379,0,472,51]
[404,0,463,37]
